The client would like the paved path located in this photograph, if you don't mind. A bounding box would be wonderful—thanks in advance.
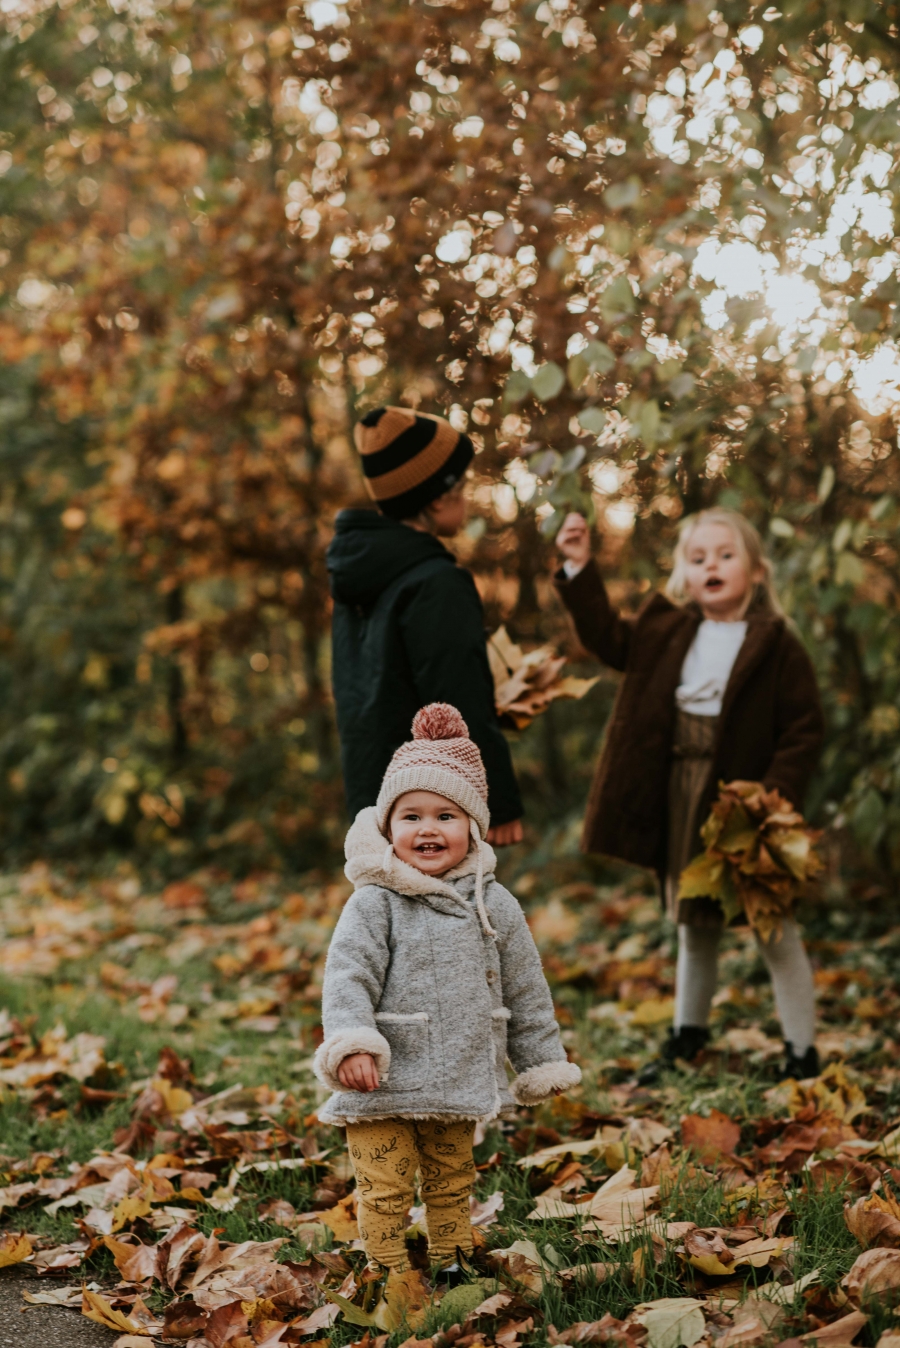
[0,1268,118,1345]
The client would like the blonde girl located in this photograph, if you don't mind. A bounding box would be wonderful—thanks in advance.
[554,507,823,1081]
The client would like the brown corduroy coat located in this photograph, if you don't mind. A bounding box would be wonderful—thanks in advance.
[555,561,825,876]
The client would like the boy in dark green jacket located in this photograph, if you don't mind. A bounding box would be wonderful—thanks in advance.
[327,406,523,845]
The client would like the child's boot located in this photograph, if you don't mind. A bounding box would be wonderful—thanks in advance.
[637,1025,710,1085]
[778,1042,819,1081]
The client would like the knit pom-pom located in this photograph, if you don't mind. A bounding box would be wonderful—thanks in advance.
[412,703,469,741]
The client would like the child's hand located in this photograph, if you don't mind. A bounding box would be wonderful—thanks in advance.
[338,1053,379,1092]
[555,513,592,570]
[487,819,524,847]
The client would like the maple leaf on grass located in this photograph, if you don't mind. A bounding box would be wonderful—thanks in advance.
[680,1110,740,1165]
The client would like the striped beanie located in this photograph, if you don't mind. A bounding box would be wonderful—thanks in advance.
[353,406,474,520]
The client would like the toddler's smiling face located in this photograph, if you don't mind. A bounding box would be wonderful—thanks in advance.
[388,790,471,876]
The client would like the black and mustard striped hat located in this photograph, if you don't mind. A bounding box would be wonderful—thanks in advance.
[353,406,474,520]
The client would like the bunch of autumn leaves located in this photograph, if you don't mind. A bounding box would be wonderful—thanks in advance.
[679,782,824,941]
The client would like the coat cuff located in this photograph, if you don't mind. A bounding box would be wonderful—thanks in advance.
[511,1059,582,1106]
[313,1027,392,1093]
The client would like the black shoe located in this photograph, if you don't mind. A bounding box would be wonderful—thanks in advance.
[433,1261,465,1287]
[637,1025,711,1085]
[778,1043,819,1081]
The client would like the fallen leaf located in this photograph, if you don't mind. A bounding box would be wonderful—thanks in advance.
[636,1297,706,1348]
[843,1248,900,1302]
[470,1190,504,1227]
[518,1130,619,1171]
[800,1312,867,1345]
[23,1285,83,1307]
[373,1268,431,1332]
[845,1192,900,1249]
[681,1110,740,1164]
[546,1314,631,1344]
[317,1192,359,1242]
[0,1232,32,1267]
[631,998,675,1027]
[468,1291,513,1317]
[82,1288,146,1334]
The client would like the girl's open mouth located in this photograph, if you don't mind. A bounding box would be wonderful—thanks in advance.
[705,578,724,589]
[415,842,446,855]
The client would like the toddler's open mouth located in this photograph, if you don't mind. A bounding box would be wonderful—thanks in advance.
[704,577,724,590]
[415,842,446,856]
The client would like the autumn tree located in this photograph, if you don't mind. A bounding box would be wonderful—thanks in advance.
[3,0,900,880]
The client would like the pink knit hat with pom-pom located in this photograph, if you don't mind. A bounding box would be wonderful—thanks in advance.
[375,704,490,838]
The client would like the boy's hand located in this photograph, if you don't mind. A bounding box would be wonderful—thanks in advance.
[338,1053,379,1092]
[487,819,524,847]
[555,512,591,571]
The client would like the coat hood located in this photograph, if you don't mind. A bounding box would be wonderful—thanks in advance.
[327,509,455,609]
[344,806,498,935]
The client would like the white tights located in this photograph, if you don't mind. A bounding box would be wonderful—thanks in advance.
[674,918,815,1054]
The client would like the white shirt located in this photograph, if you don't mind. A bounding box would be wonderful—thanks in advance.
[562,559,586,579]
[676,619,747,717]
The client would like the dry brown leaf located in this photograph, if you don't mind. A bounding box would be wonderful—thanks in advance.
[842,1248,900,1302]
[800,1312,867,1346]
[845,1193,900,1249]
[103,1233,155,1279]
[489,626,598,729]
[82,1287,147,1334]
[681,1110,740,1164]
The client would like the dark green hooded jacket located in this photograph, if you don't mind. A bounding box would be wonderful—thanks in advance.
[327,510,523,827]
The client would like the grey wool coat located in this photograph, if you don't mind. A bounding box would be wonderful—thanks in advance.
[314,808,581,1124]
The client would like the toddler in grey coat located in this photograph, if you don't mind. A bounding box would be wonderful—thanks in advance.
[314,702,580,1273]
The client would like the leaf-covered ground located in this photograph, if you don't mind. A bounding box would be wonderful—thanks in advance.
[0,857,899,1348]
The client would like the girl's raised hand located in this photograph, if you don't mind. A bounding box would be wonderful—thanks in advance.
[555,512,592,570]
[338,1052,380,1092]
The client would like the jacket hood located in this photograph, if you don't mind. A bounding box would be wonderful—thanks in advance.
[327,509,454,608]
[344,806,497,911]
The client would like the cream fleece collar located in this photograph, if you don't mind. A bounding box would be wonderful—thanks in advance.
[344,807,498,934]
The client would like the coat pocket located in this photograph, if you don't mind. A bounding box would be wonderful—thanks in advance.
[374,1012,430,1092]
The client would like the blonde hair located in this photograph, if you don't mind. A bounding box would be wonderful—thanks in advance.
[665,507,784,617]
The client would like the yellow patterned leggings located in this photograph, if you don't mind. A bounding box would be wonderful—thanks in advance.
[345,1117,476,1270]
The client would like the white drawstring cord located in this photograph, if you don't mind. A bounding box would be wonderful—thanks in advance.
[470,817,497,940]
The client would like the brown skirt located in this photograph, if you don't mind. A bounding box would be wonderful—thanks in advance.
[665,710,724,928]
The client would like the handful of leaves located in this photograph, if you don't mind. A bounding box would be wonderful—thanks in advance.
[487,626,598,731]
[678,780,823,941]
